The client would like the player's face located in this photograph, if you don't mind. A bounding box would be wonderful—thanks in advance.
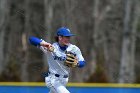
[59,36,71,46]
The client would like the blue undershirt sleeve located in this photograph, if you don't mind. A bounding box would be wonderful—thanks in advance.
[78,61,86,68]
[29,36,42,46]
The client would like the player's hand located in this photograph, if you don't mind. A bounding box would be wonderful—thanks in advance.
[40,42,54,52]
[64,52,78,68]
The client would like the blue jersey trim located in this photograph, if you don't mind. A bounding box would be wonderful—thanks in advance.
[78,61,85,68]
[29,36,42,46]
[57,43,68,51]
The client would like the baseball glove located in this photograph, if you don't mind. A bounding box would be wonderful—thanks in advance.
[64,52,78,67]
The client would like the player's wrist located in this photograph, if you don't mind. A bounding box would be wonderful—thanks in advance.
[77,61,85,68]
[40,41,45,46]
[40,41,49,46]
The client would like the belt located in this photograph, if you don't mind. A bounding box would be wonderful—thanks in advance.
[48,72,68,78]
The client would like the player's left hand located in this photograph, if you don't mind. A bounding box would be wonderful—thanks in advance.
[64,52,78,67]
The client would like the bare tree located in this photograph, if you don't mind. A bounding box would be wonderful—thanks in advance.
[91,0,112,82]
[101,0,124,82]
[0,0,8,74]
[43,0,54,70]
[119,0,140,83]
[20,0,30,81]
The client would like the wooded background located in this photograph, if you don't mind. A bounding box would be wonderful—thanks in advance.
[0,0,140,83]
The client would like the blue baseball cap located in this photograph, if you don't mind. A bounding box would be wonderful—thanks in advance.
[56,27,75,36]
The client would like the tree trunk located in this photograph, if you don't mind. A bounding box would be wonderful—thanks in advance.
[89,0,100,81]
[102,0,124,82]
[119,0,138,83]
[0,31,5,74]
[90,0,111,82]
[44,0,54,69]
[21,0,29,81]
[0,0,8,74]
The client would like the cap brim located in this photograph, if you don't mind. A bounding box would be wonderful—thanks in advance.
[63,34,75,36]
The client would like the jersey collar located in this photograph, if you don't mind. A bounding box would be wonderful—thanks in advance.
[57,43,68,51]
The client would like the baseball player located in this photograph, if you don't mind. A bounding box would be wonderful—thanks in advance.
[29,27,86,93]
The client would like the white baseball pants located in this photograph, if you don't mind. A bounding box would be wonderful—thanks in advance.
[45,73,70,93]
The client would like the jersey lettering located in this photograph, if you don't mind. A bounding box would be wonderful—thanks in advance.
[53,56,66,61]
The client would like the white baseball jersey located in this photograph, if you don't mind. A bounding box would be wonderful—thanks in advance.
[39,42,84,76]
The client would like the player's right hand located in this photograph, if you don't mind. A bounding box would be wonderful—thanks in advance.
[40,41,54,52]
